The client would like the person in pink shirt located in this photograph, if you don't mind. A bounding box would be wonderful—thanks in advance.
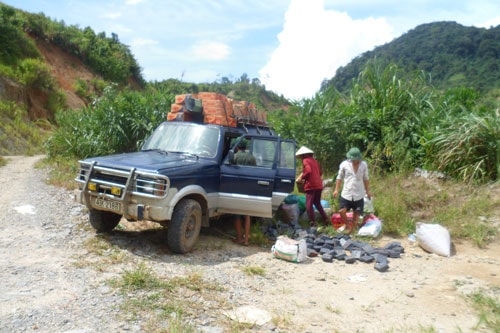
[295,146,329,227]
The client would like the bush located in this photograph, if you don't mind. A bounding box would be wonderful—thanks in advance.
[46,85,171,158]
[16,58,55,90]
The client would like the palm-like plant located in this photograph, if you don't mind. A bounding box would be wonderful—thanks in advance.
[427,111,499,183]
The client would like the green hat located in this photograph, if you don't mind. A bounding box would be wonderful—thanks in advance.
[347,147,362,161]
[238,140,247,149]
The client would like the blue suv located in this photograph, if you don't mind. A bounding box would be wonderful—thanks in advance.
[75,120,296,253]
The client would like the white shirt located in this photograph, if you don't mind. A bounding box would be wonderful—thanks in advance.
[336,160,369,201]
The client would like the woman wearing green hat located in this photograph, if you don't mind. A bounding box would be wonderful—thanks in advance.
[333,147,372,234]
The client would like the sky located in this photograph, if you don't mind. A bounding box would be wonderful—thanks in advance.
[3,0,500,100]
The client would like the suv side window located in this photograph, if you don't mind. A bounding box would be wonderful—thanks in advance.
[251,138,277,168]
[279,141,295,169]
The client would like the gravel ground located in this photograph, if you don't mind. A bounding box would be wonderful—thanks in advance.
[1,155,499,333]
[0,156,129,332]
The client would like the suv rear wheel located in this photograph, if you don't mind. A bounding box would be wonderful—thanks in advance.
[168,199,202,254]
[89,209,121,232]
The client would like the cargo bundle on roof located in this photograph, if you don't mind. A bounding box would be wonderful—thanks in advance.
[167,92,268,127]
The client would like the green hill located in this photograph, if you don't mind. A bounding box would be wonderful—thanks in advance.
[323,21,500,94]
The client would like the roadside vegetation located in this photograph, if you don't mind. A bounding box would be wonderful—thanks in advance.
[0,100,50,156]
[270,61,499,185]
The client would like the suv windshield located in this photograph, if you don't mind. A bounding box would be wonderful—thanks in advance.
[142,122,220,157]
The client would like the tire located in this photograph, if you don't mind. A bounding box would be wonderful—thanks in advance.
[89,208,121,232]
[167,199,202,254]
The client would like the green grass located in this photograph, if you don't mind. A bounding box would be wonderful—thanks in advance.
[368,172,499,246]
[116,263,167,291]
[467,287,500,332]
[107,264,230,332]
[241,265,265,276]
[35,156,79,189]
[0,101,50,156]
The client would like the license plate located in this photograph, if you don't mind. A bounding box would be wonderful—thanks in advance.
[94,197,122,213]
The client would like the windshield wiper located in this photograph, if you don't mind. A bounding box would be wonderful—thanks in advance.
[168,151,199,159]
[141,149,168,155]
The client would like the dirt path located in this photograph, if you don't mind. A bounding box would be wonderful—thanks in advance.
[0,156,499,332]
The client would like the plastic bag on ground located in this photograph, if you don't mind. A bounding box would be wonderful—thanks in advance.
[416,222,451,257]
[280,203,300,225]
[364,196,375,214]
[357,215,382,237]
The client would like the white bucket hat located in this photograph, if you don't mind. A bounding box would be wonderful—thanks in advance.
[295,146,314,156]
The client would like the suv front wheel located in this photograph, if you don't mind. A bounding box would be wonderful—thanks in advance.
[168,199,202,254]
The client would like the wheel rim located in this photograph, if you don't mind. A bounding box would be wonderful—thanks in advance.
[185,215,197,239]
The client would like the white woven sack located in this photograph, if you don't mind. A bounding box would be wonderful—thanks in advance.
[271,236,307,263]
[416,222,451,257]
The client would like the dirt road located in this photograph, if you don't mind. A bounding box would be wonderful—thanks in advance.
[0,156,499,332]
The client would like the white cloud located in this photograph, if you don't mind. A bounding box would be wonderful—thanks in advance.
[190,41,231,61]
[259,0,394,100]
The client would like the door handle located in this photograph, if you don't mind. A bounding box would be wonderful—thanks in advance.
[282,179,292,183]
[257,181,270,186]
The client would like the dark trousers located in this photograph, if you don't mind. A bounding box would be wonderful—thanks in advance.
[306,189,328,224]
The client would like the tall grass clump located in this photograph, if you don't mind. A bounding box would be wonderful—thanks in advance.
[46,85,172,159]
[272,60,498,185]
[426,110,500,184]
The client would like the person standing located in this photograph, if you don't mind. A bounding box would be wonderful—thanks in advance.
[333,147,372,234]
[233,140,256,245]
[295,146,329,227]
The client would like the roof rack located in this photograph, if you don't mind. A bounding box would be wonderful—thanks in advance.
[168,92,272,131]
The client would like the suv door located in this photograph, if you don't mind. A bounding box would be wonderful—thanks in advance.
[275,139,296,193]
[219,135,279,218]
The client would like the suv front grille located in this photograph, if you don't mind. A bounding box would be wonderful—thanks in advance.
[76,161,169,198]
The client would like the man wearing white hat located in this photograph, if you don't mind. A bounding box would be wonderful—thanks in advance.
[295,146,329,226]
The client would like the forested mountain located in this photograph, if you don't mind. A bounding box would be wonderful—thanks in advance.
[323,21,500,94]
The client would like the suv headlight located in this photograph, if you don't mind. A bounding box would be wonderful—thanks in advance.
[135,177,168,197]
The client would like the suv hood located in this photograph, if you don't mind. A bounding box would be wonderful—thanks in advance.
[83,151,210,173]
